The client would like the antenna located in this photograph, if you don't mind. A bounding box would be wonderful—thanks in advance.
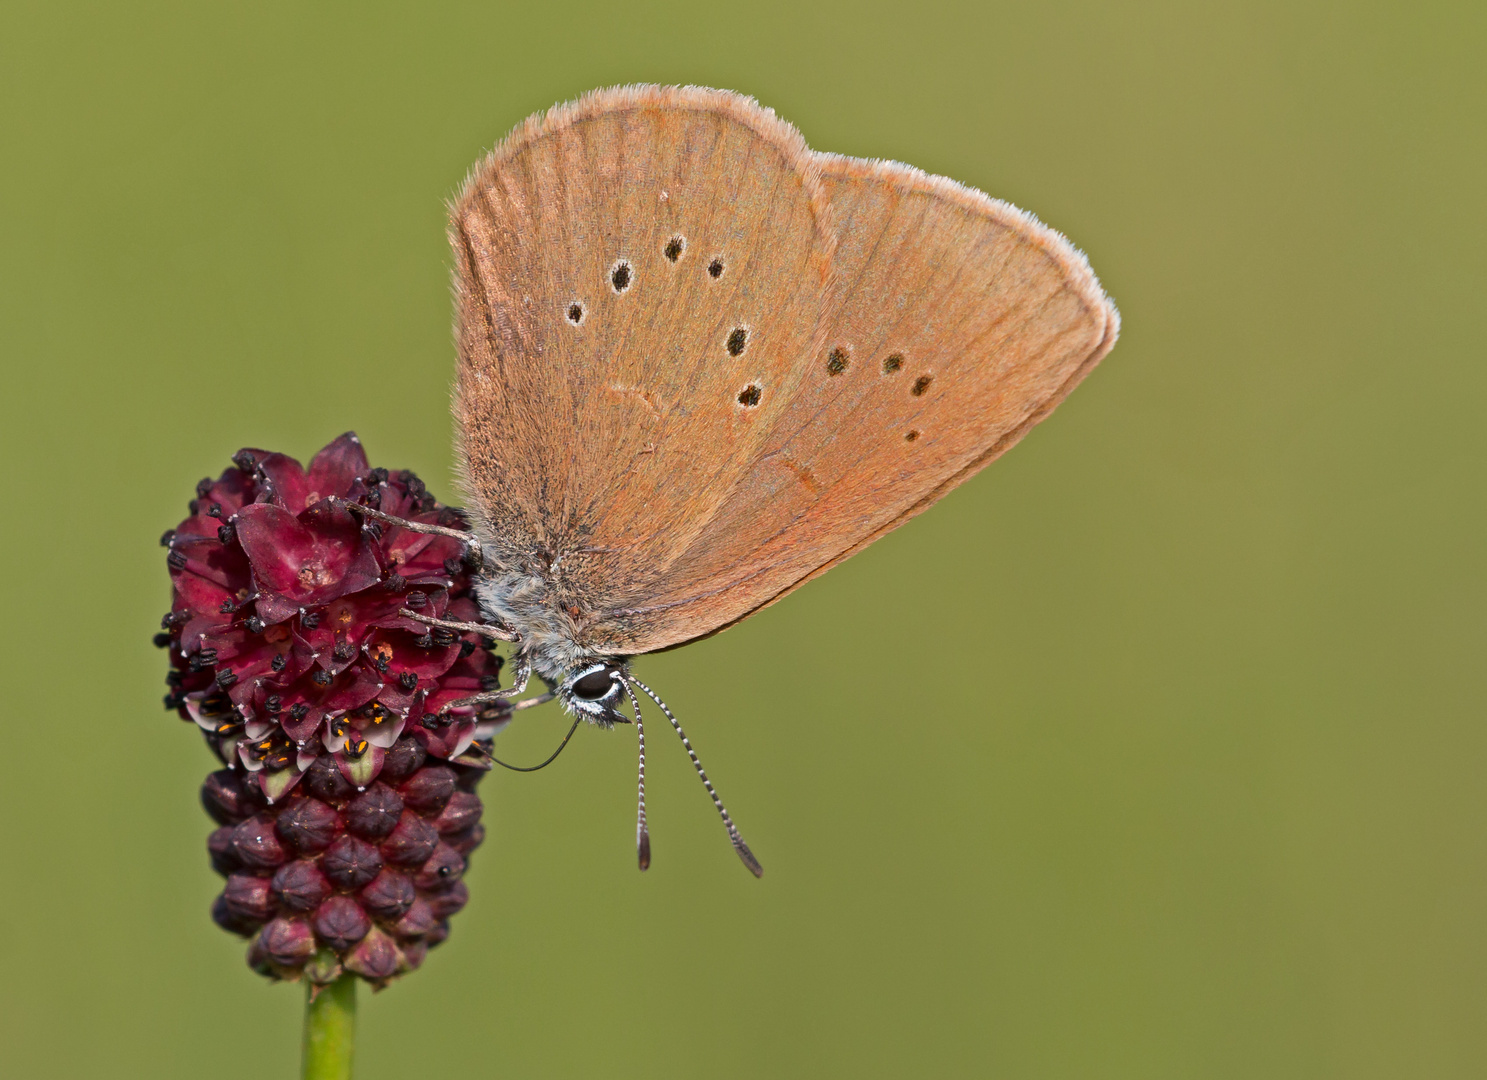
[625,675,763,878]
[621,681,652,870]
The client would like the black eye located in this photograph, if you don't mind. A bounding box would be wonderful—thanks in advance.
[571,669,616,700]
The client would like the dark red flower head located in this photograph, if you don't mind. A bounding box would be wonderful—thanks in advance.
[159,433,508,802]
[161,434,503,986]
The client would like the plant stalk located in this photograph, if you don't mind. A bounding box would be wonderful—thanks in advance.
[303,974,356,1080]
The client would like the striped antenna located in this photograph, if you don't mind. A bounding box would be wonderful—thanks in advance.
[621,680,651,871]
[625,675,763,878]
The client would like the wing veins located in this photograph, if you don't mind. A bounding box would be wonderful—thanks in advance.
[602,292,1105,623]
[659,281,1082,614]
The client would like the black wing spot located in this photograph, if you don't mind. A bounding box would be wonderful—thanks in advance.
[566,302,586,326]
[664,236,685,261]
[827,346,850,376]
[912,375,933,396]
[905,429,920,442]
[883,353,904,374]
[726,327,749,356]
[708,257,725,279]
[610,260,632,292]
[738,384,762,407]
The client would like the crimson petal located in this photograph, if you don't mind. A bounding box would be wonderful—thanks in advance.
[236,503,379,608]
[305,433,370,506]
[255,452,313,514]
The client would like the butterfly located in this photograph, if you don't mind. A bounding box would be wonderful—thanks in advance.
[359,85,1118,876]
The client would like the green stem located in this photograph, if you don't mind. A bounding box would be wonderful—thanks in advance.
[302,974,356,1080]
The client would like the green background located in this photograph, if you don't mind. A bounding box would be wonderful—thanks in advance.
[2,2,1483,1077]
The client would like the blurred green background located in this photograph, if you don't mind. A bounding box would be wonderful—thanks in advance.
[2,1,1483,1077]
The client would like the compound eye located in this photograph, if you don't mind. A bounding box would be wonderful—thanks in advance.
[571,668,616,701]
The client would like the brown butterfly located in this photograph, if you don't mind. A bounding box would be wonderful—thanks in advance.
[362,85,1118,876]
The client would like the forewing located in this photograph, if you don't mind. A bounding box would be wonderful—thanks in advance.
[453,86,834,642]
[601,153,1119,653]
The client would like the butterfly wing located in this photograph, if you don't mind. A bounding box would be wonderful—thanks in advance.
[453,86,1116,658]
[591,153,1119,653]
[452,86,835,648]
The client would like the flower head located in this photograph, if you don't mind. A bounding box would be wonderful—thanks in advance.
[160,433,503,985]
[161,432,506,800]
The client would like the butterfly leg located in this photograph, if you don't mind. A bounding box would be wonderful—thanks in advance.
[444,656,534,712]
[501,655,531,697]
[342,501,519,641]
[399,607,518,643]
[338,500,484,567]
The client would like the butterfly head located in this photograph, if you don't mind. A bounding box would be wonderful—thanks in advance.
[559,660,630,726]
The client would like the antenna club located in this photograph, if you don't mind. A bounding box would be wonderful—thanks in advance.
[735,840,764,878]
